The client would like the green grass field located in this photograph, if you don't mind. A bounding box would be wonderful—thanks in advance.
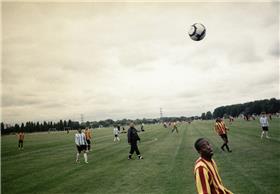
[2,118,280,194]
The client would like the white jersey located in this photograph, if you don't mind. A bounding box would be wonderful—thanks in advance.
[75,133,87,146]
[260,116,269,127]
[113,127,119,135]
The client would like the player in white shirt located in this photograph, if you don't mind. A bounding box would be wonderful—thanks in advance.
[75,129,88,163]
[113,126,120,142]
[259,112,270,139]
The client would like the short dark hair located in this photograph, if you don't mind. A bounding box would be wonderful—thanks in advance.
[194,138,205,151]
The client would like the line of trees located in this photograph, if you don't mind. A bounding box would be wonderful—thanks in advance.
[1,120,81,135]
[200,98,280,120]
[201,111,213,120]
[212,98,279,118]
[0,117,194,135]
[1,98,279,134]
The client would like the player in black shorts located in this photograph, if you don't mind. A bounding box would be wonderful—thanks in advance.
[75,129,88,163]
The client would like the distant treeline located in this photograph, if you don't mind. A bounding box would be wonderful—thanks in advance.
[1,98,279,134]
[1,117,192,135]
[212,98,279,118]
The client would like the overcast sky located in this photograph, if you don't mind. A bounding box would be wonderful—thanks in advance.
[1,2,279,124]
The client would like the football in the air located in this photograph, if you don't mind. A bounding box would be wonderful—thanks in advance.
[188,23,206,41]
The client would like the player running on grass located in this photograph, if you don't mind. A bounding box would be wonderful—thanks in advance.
[113,126,120,142]
[260,112,271,139]
[85,127,92,152]
[75,129,88,163]
[171,122,179,133]
[127,123,143,160]
[17,131,25,150]
[214,118,232,152]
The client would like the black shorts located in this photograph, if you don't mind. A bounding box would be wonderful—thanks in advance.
[262,127,269,131]
[76,145,87,153]
[86,139,91,145]
[220,134,228,141]
[114,134,118,137]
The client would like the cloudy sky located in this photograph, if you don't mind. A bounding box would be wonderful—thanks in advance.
[1,1,279,124]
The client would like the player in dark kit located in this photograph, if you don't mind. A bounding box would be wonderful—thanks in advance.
[127,123,143,160]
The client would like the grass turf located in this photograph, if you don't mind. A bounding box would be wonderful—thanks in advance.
[2,118,280,194]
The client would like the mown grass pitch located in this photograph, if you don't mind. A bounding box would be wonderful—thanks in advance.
[2,118,280,194]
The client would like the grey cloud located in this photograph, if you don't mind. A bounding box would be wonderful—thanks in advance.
[179,83,229,101]
[249,75,279,90]
[2,68,20,85]
[228,47,262,64]
[260,3,279,27]
[135,66,156,72]
[118,43,158,68]
[177,41,262,71]
[216,41,263,65]
[179,91,201,99]
[2,95,41,108]
[214,74,279,100]
[38,102,67,109]
[269,43,280,57]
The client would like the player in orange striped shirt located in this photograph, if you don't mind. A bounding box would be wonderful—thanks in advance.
[214,118,232,152]
[84,127,92,152]
[17,131,25,150]
[194,138,233,194]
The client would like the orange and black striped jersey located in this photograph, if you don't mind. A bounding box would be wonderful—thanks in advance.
[85,130,92,140]
[194,157,233,194]
[214,121,228,135]
[18,132,24,141]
